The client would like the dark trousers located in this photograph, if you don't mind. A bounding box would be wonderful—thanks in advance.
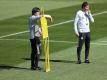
[30,37,41,68]
[77,32,90,61]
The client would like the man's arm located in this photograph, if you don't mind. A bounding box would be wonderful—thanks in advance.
[74,12,79,37]
[88,12,94,23]
[35,14,52,22]
[29,16,41,29]
[39,27,42,36]
[44,14,53,22]
[85,11,94,23]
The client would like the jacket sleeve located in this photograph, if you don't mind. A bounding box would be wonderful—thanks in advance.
[88,13,94,23]
[74,12,79,35]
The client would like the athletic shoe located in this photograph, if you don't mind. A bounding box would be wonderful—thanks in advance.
[31,67,36,70]
[76,60,81,64]
[84,60,90,63]
[36,67,42,70]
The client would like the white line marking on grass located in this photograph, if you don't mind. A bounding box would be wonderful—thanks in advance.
[98,41,107,42]
[49,20,74,27]
[90,42,107,46]
[93,11,107,16]
[0,10,107,39]
[0,38,28,41]
[0,31,28,39]
[1,38,107,46]
[49,40,77,44]
[49,40,107,46]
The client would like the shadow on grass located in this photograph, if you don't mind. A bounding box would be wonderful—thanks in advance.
[22,58,76,63]
[0,58,76,71]
[0,64,30,70]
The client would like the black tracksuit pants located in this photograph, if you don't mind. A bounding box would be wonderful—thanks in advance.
[30,37,41,68]
[77,32,90,61]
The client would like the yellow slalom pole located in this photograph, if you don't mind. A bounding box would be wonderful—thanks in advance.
[40,8,50,72]
[43,37,50,72]
[45,37,50,72]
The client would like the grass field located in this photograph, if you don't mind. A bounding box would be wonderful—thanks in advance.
[0,0,107,80]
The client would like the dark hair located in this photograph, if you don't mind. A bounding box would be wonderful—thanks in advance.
[32,7,40,15]
[82,2,89,9]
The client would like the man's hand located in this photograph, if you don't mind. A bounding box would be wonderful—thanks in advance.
[75,33,79,38]
[88,10,91,13]
[50,17,53,22]
[44,15,53,22]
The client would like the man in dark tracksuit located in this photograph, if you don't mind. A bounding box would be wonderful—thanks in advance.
[29,7,52,70]
[29,7,42,70]
[74,2,94,64]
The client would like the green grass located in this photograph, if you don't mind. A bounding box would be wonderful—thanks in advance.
[0,2,107,65]
[0,0,81,20]
[0,38,107,80]
[0,0,107,80]
[0,0,106,20]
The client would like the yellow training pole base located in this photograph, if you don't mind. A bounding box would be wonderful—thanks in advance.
[46,69,50,72]
[44,37,50,72]
[42,38,50,72]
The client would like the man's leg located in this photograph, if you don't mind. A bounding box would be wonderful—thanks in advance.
[35,53,39,68]
[77,33,84,64]
[85,32,90,63]
[37,43,42,55]
[30,39,37,69]
[35,37,41,70]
